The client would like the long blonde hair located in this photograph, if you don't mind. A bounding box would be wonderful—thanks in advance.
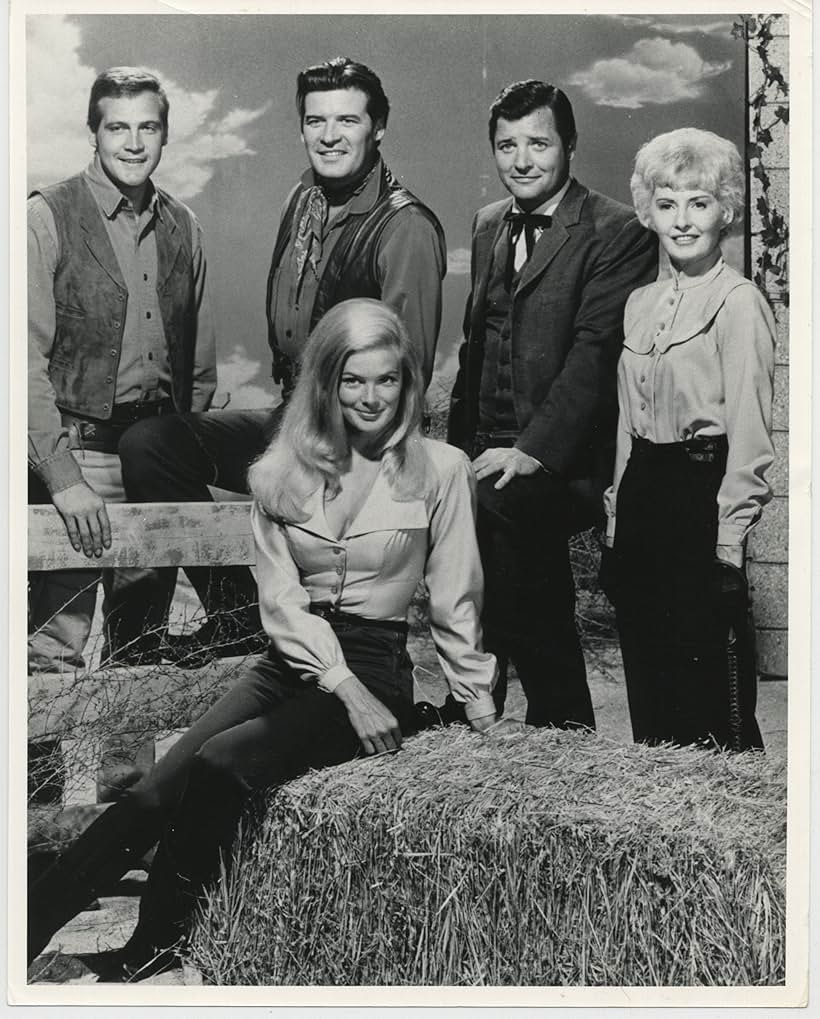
[248,299,431,522]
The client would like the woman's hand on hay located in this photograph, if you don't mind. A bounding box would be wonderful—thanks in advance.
[334,675,403,755]
[467,713,525,736]
[468,712,498,734]
[478,717,526,736]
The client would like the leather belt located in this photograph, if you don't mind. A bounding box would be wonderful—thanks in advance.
[631,434,728,464]
[309,604,408,637]
[470,430,519,458]
[62,400,175,453]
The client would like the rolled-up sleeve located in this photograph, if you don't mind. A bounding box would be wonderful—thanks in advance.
[252,501,355,693]
[716,286,776,547]
[424,453,497,720]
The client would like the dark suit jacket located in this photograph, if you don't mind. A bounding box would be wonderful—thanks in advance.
[448,178,658,526]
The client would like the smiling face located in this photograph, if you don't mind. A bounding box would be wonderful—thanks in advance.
[648,186,730,276]
[89,92,165,199]
[493,106,572,211]
[338,345,403,443]
[301,88,384,192]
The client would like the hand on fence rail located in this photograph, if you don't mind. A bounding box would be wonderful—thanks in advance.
[51,481,112,558]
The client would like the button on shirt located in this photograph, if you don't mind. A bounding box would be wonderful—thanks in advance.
[252,439,497,721]
[28,156,217,492]
[604,258,776,548]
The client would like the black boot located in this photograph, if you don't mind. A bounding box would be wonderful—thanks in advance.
[118,757,248,972]
[27,797,164,965]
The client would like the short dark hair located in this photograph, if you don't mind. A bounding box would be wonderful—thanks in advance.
[296,57,390,128]
[87,67,169,140]
[489,80,576,154]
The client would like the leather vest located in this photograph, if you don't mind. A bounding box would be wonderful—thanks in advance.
[265,163,444,394]
[33,174,197,419]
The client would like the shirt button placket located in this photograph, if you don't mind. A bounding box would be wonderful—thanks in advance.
[331,545,345,602]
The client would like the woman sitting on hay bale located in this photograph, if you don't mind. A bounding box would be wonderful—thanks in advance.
[601,128,776,751]
[28,298,500,980]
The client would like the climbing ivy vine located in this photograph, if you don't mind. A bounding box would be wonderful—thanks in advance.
[733,14,789,305]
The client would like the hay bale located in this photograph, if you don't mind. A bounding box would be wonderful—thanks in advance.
[186,727,786,986]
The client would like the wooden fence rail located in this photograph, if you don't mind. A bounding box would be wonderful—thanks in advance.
[28,501,255,571]
[28,501,257,747]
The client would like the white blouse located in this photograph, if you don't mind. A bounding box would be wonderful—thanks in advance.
[604,258,776,549]
[252,438,498,721]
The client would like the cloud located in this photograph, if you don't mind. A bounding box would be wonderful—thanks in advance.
[606,15,736,38]
[569,37,731,109]
[214,345,276,410]
[447,248,471,276]
[26,15,268,200]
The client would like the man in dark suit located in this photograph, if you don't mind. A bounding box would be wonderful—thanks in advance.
[448,80,657,728]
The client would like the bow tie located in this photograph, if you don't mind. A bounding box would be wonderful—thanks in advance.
[504,211,553,227]
[504,210,552,254]
[503,211,552,289]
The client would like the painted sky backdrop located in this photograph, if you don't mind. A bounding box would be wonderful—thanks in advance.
[26,13,748,409]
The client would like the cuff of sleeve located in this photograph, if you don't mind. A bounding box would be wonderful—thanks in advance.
[463,692,498,722]
[715,543,745,567]
[31,451,83,494]
[317,663,357,695]
[513,445,550,473]
[605,516,617,543]
[717,522,751,547]
[514,435,565,475]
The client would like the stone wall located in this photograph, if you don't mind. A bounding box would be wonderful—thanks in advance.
[744,14,789,677]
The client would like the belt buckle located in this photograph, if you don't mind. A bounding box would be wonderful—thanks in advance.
[687,439,716,464]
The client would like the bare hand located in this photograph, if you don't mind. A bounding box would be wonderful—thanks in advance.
[472,447,542,490]
[483,718,526,736]
[51,481,112,558]
[334,675,403,755]
[468,712,498,734]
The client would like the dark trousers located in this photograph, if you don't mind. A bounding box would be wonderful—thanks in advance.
[475,469,594,729]
[28,618,417,960]
[118,409,281,626]
[614,437,762,751]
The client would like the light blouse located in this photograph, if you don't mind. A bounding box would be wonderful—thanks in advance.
[252,438,497,721]
[604,257,776,549]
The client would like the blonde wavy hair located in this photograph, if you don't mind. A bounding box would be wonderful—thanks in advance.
[248,299,432,523]
[630,128,744,236]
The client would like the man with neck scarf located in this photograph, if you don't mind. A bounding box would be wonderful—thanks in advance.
[119,57,446,666]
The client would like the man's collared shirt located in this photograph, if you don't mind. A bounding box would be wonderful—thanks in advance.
[268,157,444,386]
[28,156,217,492]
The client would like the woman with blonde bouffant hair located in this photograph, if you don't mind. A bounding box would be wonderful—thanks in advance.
[601,128,776,752]
[28,298,499,980]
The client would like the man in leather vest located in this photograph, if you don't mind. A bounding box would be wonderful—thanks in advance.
[28,67,217,672]
[118,56,447,667]
[448,80,658,729]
